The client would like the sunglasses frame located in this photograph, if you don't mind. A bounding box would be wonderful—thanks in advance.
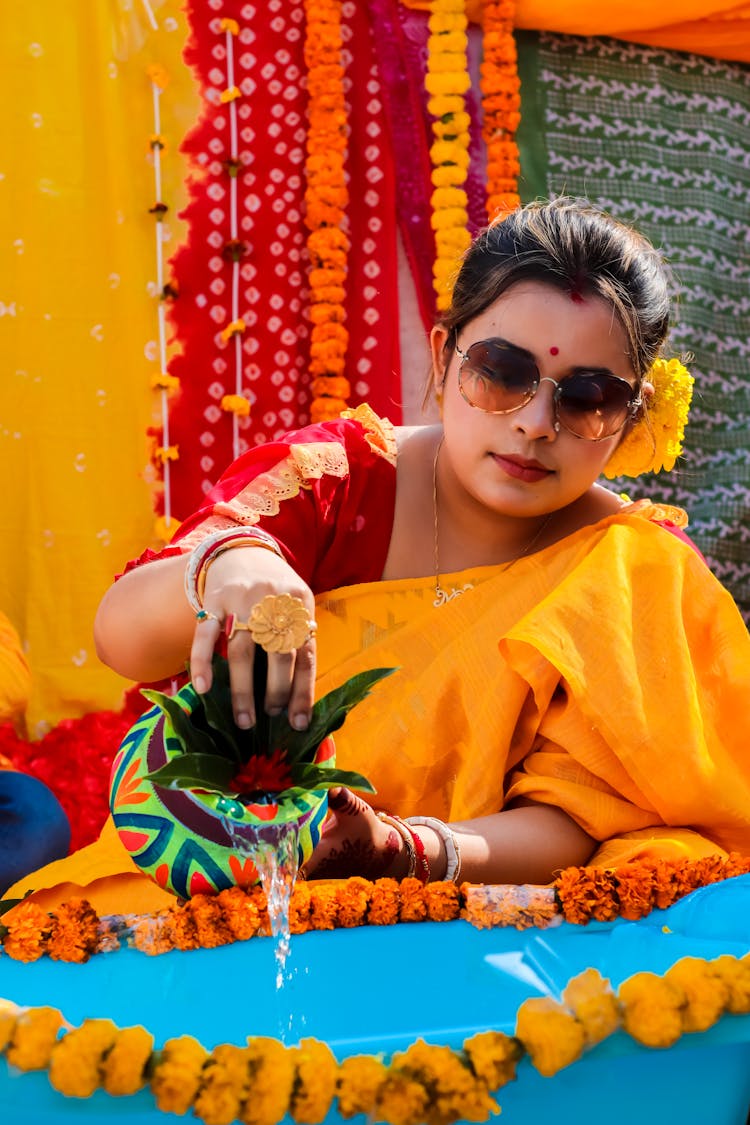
[454,338,643,442]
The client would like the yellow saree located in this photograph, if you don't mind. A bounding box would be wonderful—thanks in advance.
[8,501,750,912]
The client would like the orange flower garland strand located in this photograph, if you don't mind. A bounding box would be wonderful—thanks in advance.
[426,0,473,312]
[2,855,749,964]
[481,0,521,222]
[3,953,750,1123]
[303,0,352,423]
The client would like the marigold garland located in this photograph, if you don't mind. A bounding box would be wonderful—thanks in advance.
[480,0,521,223]
[426,0,473,313]
[303,0,352,423]
[3,951,750,1124]
[3,855,749,965]
[603,356,695,479]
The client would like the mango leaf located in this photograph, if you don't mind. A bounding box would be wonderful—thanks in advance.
[278,667,397,764]
[281,764,376,796]
[194,656,243,761]
[144,752,236,791]
[141,689,219,759]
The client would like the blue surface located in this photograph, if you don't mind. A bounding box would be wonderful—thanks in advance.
[1,876,750,1124]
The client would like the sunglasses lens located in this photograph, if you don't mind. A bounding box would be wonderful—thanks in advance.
[458,341,537,412]
[558,374,635,439]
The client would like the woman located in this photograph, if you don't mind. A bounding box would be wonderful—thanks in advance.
[13,198,750,907]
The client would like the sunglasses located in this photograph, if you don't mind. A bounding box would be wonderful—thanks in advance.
[455,338,642,441]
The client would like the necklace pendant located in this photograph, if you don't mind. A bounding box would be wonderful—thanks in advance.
[433,582,474,608]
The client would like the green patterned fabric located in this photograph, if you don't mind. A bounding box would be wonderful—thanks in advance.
[516,32,750,625]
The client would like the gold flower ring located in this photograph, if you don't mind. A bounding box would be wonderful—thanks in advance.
[224,594,316,654]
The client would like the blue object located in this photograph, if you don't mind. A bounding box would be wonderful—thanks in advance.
[1,876,749,1123]
[0,771,70,895]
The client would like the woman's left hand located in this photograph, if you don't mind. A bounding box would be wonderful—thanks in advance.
[302,788,407,880]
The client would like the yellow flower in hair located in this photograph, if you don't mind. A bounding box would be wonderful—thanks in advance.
[603,357,694,479]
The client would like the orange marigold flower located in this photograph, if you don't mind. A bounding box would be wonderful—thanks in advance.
[311,375,350,399]
[188,894,235,950]
[309,883,340,930]
[335,876,372,927]
[289,882,313,934]
[614,862,657,921]
[47,898,100,963]
[554,865,619,924]
[424,881,461,922]
[216,886,263,943]
[2,900,50,961]
[398,878,428,923]
[165,906,201,951]
[368,877,401,925]
[310,398,348,424]
[375,1069,429,1125]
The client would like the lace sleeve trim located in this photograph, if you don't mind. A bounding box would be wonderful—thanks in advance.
[341,403,398,466]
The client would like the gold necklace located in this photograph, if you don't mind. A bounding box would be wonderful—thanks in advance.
[432,436,554,608]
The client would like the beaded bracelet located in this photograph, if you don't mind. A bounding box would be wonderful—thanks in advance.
[406,815,462,884]
[184,527,284,614]
[376,812,416,879]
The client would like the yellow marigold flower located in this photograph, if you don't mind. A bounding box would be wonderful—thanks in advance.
[194,1044,250,1125]
[430,141,471,167]
[6,1007,63,1071]
[290,1038,338,1124]
[562,968,621,1047]
[154,445,179,464]
[515,997,586,1077]
[664,957,730,1033]
[603,357,694,479]
[221,394,251,418]
[431,186,468,210]
[434,227,471,254]
[619,972,685,1048]
[151,372,180,391]
[102,1025,154,1096]
[428,30,468,54]
[425,72,472,97]
[219,17,239,34]
[428,51,470,76]
[241,1037,295,1125]
[151,1035,208,1115]
[431,164,468,189]
[427,94,466,117]
[48,1018,118,1097]
[428,12,467,35]
[336,1055,388,1118]
[712,955,750,1014]
[432,113,472,139]
[154,514,181,544]
[463,1030,522,1090]
[431,208,470,232]
[375,1069,429,1125]
[220,318,246,343]
[220,85,241,103]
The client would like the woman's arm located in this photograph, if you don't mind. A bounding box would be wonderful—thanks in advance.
[304,791,595,885]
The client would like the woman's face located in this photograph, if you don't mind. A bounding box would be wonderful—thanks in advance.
[431,280,639,519]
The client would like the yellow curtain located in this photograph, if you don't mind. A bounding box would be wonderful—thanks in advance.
[403,0,750,62]
[0,1,199,732]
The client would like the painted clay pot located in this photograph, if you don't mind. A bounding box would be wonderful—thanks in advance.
[109,683,331,899]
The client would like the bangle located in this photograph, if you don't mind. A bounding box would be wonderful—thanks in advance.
[376,812,416,879]
[184,527,284,613]
[405,815,462,884]
[408,825,430,885]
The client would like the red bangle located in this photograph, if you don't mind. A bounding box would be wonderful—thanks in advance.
[408,825,430,885]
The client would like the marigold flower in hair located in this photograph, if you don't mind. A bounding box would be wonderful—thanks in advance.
[603,356,694,479]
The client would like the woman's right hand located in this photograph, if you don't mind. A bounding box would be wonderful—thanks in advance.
[188,546,317,732]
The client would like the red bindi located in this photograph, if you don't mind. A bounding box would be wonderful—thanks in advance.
[570,290,585,304]
[549,346,559,356]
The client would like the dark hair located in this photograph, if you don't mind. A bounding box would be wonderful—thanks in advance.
[438,197,672,378]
